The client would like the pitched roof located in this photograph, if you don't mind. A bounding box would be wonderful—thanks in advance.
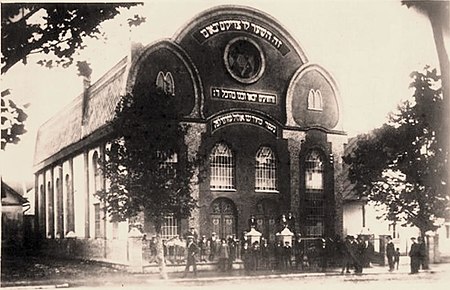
[1,181,28,205]
[341,136,362,201]
[34,57,129,169]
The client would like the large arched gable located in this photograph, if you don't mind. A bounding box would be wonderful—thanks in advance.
[172,5,310,123]
[173,5,309,62]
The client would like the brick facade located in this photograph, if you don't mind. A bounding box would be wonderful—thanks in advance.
[34,6,347,264]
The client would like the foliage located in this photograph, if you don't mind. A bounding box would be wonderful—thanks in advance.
[97,90,197,231]
[1,89,27,150]
[1,2,144,74]
[402,1,449,203]
[1,2,144,151]
[344,67,449,233]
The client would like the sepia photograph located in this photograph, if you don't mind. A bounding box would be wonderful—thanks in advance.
[1,0,449,289]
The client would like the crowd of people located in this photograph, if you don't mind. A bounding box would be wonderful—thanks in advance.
[408,236,427,274]
[142,217,429,277]
[339,235,375,274]
[179,231,329,276]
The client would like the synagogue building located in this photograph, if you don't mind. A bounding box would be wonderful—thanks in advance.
[34,5,347,262]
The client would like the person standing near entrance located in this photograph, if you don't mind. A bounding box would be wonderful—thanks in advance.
[409,237,420,274]
[386,236,395,272]
[218,238,230,272]
[183,236,199,278]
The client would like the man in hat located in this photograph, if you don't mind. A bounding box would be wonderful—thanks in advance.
[417,236,427,270]
[409,237,420,274]
[386,236,395,272]
[208,232,219,261]
[341,235,354,274]
[184,227,198,244]
[183,235,199,278]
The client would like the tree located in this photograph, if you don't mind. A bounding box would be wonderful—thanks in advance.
[1,2,144,150]
[1,89,28,150]
[1,2,144,74]
[96,89,197,278]
[402,0,450,202]
[344,67,449,254]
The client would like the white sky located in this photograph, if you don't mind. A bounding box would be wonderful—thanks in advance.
[0,0,443,185]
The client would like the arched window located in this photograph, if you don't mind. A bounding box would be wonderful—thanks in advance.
[305,150,324,190]
[156,71,175,96]
[55,177,63,238]
[92,151,101,193]
[210,143,235,190]
[304,149,325,237]
[92,151,103,238]
[47,181,54,238]
[307,89,323,111]
[255,146,277,191]
[39,184,45,229]
[65,174,74,233]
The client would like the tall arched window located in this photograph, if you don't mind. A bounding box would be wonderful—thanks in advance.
[255,146,277,191]
[65,174,75,233]
[39,184,45,231]
[92,151,103,238]
[55,177,63,237]
[210,143,235,190]
[304,149,325,237]
[92,152,101,193]
[305,150,323,190]
[47,181,54,238]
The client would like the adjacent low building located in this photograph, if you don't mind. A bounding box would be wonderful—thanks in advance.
[1,181,28,250]
[33,5,347,263]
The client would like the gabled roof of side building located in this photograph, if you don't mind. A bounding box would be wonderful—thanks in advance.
[1,181,28,206]
[341,136,365,202]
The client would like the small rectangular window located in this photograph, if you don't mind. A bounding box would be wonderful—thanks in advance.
[161,214,179,240]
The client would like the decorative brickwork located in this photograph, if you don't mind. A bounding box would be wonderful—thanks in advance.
[185,122,208,231]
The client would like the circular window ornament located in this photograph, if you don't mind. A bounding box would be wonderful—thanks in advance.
[224,37,265,84]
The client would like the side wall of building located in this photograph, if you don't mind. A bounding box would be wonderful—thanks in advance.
[35,142,129,263]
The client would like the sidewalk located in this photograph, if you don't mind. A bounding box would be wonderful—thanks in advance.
[2,257,448,289]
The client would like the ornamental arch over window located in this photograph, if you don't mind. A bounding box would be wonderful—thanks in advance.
[210,143,235,190]
[255,146,277,191]
[307,89,323,111]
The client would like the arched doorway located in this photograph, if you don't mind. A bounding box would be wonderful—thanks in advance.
[255,199,280,242]
[210,198,237,239]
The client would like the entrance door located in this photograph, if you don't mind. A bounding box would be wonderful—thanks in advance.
[210,198,237,239]
[256,199,279,242]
